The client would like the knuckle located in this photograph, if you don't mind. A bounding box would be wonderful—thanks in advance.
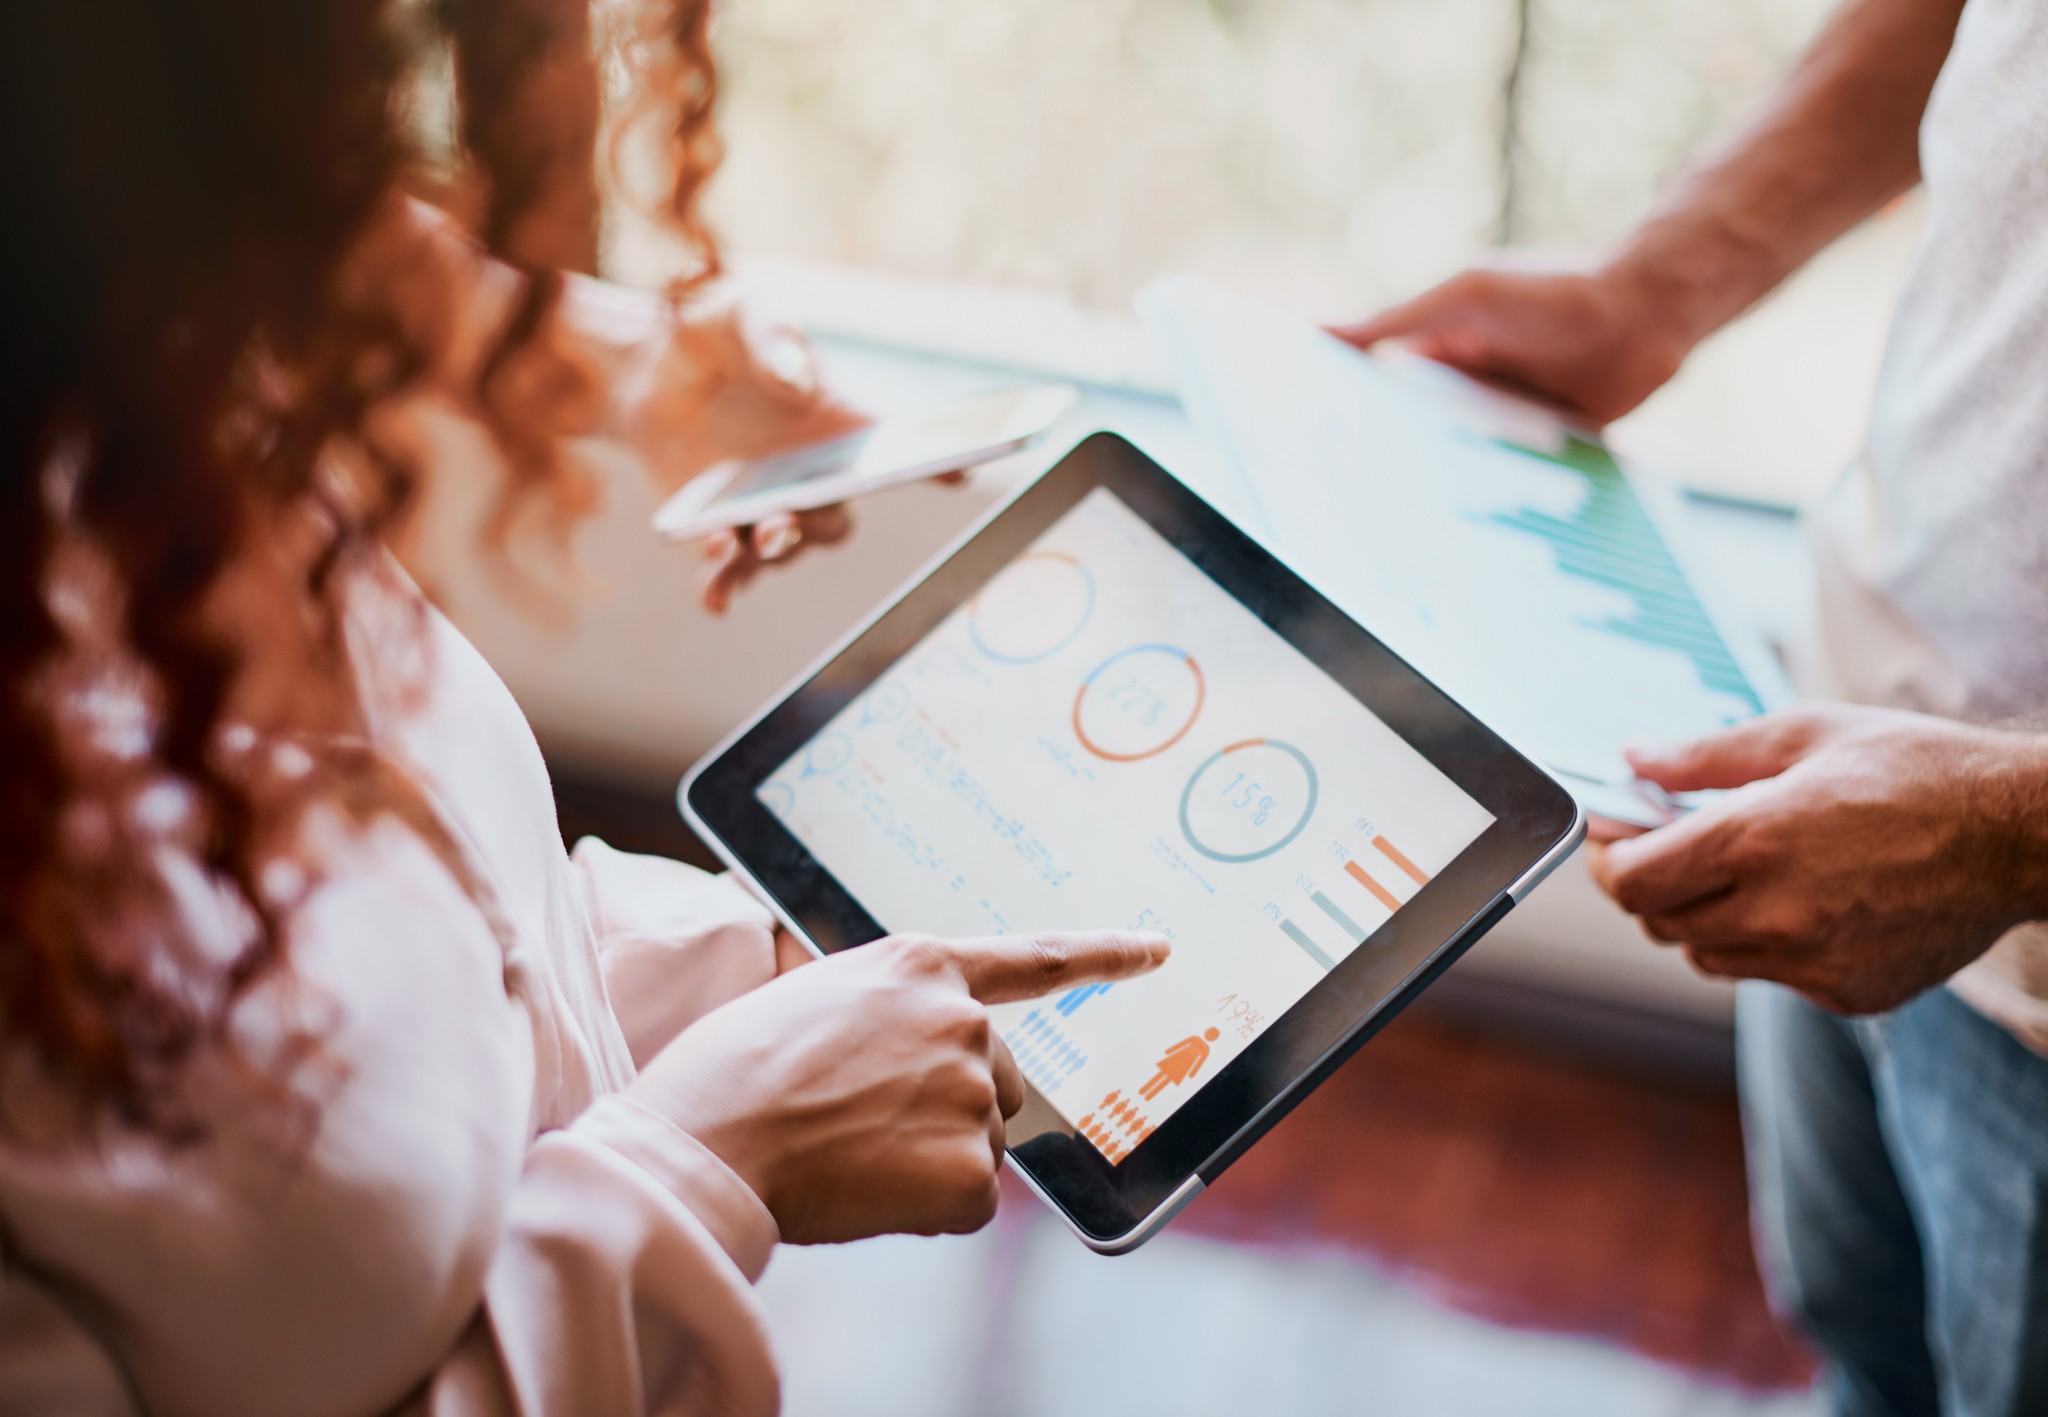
[1640,914,1686,945]
[888,934,949,976]
[1684,946,1738,981]
[1605,866,1659,917]
[956,1004,993,1053]
[1451,268,1493,300]
[940,1140,998,1198]
[948,1058,998,1113]
[1720,820,1773,873]
[1023,934,1069,989]
[943,1178,1002,1236]
[1607,872,1649,916]
[1764,908,1818,949]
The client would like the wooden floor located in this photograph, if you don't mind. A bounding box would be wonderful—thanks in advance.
[1174,1003,1814,1390]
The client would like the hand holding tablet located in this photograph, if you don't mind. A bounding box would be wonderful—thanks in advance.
[684,434,1583,1251]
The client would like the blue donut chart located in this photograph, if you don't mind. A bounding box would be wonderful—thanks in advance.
[1178,738,1320,864]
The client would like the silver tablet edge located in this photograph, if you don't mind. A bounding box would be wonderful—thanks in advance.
[1004,1156,1206,1257]
[1508,792,1588,903]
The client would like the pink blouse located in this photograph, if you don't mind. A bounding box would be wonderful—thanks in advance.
[0,577,787,1417]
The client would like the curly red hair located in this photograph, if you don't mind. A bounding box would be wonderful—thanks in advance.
[1,0,723,1131]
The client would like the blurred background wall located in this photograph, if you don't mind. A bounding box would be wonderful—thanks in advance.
[630,0,1917,508]
[700,0,1827,304]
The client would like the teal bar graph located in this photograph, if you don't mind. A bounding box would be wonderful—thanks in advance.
[1311,890,1365,943]
[1477,436,1764,712]
[1281,918,1336,972]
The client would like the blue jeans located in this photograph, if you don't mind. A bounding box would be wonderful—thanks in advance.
[1738,981,2048,1417]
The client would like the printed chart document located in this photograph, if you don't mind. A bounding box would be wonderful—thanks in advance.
[761,488,1495,1157]
[1138,278,1790,817]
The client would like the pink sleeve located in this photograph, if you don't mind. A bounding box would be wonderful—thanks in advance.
[0,822,783,1417]
[0,1089,788,1417]
[421,1095,781,1417]
[571,839,778,1068]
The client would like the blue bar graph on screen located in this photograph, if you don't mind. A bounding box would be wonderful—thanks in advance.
[1475,435,1764,713]
[1005,1009,1089,1096]
[1055,981,1113,1017]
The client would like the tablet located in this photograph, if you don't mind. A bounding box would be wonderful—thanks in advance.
[681,433,1583,1253]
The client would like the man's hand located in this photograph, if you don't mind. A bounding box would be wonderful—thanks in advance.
[1335,0,1966,427]
[1331,259,1692,424]
[1588,704,2048,1015]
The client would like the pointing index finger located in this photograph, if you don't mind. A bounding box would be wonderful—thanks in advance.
[940,931,1171,1006]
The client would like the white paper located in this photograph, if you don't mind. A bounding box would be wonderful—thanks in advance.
[1139,278,1790,803]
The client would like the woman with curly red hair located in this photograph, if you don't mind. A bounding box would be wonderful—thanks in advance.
[0,3,1162,1413]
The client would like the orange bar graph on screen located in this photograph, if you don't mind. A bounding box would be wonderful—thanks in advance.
[1344,859,1401,912]
[1373,835,1430,886]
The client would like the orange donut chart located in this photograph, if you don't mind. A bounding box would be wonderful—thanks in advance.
[1071,644,1207,763]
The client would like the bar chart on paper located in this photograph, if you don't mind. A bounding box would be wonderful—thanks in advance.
[1476,434,1764,715]
[1140,278,1789,796]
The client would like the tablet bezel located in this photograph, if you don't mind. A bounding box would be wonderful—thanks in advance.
[682,432,1583,1252]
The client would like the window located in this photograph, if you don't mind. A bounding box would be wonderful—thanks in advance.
[623,0,1915,506]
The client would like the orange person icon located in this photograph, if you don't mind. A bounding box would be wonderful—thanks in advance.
[1139,1027,1221,1100]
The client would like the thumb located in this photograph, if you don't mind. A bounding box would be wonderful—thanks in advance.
[1625,711,1826,792]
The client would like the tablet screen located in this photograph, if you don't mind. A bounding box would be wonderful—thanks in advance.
[757,488,1496,1159]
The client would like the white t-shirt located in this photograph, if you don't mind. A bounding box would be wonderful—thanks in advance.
[1801,0,2048,1049]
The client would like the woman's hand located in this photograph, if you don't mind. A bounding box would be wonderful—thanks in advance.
[631,930,1168,1243]
[695,504,854,615]
[695,470,968,614]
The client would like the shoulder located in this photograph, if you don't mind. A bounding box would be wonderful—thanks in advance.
[0,811,538,1417]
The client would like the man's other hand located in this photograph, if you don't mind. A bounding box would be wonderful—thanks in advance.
[1587,704,2048,1014]
[1331,259,1694,425]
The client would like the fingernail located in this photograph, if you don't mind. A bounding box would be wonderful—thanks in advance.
[1139,933,1171,964]
[758,523,797,558]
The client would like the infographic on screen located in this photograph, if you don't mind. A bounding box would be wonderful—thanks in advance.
[761,489,1495,1160]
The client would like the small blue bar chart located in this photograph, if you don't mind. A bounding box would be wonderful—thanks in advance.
[1005,1008,1090,1097]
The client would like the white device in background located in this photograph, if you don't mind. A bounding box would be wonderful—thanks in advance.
[651,383,1078,541]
